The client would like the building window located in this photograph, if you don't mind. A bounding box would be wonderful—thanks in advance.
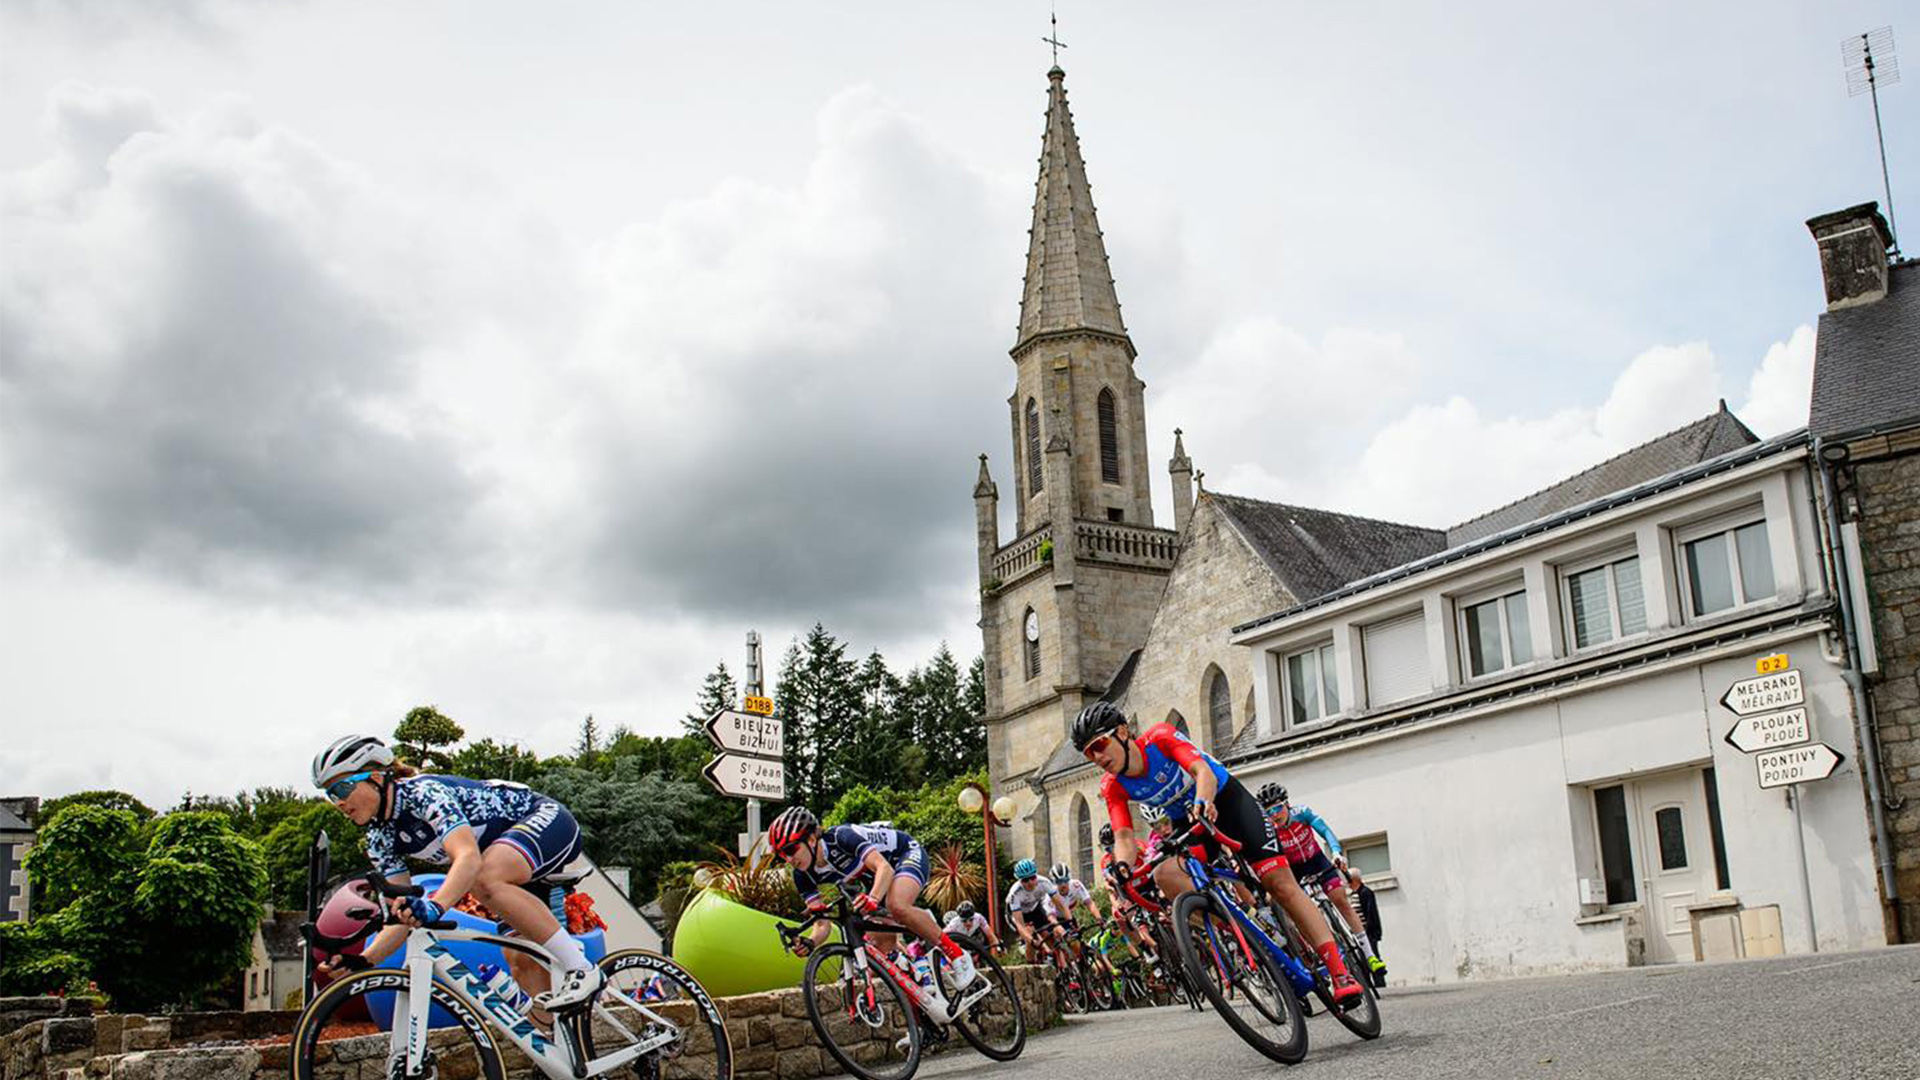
[1106,507,1124,522]
[1023,608,1040,681]
[1206,668,1233,749]
[1563,553,1647,650]
[1098,388,1121,484]
[1345,833,1391,880]
[1073,795,1094,884]
[1460,587,1533,678]
[1167,709,1190,738]
[1593,784,1637,904]
[1283,642,1340,726]
[1654,806,1688,870]
[1025,398,1044,496]
[1362,612,1428,708]
[1680,518,1776,618]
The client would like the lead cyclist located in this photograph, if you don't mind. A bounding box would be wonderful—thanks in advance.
[1073,701,1364,1004]
[309,734,603,1011]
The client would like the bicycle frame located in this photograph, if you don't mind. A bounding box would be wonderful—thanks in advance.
[1176,854,1317,997]
[392,925,679,1080]
[789,905,949,1024]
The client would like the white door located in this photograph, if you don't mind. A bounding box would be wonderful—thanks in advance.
[1628,771,1717,963]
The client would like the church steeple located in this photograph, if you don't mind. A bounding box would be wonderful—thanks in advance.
[1015,67,1129,355]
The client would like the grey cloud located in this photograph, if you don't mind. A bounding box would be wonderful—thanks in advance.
[0,91,487,595]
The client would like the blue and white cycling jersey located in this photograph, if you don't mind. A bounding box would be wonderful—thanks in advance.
[792,823,927,904]
[364,774,554,877]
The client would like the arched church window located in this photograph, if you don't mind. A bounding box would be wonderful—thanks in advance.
[1072,795,1094,884]
[1025,398,1044,496]
[1098,388,1120,484]
[1167,709,1190,738]
[1207,667,1233,750]
[1023,608,1041,681]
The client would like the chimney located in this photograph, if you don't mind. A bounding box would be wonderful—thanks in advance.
[1806,203,1894,310]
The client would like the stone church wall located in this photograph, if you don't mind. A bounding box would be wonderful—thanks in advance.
[1070,562,1169,694]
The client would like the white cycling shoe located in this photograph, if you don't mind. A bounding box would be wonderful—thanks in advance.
[536,965,604,1012]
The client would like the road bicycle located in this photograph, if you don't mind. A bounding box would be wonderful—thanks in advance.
[776,896,1024,1080]
[1272,874,1383,1040]
[1114,867,1211,1012]
[1125,819,1323,1064]
[294,872,731,1080]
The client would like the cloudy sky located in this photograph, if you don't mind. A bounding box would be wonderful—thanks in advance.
[2,0,1910,808]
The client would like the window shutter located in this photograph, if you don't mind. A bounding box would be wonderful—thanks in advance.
[1098,388,1120,484]
[1362,613,1429,707]
[1025,399,1044,495]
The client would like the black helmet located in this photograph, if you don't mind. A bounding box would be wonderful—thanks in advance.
[1098,823,1114,849]
[1072,701,1128,751]
[956,900,976,918]
[1257,782,1288,808]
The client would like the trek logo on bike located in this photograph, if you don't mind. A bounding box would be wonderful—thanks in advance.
[427,942,554,1054]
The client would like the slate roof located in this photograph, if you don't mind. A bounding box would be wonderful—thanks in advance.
[1446,405,1759,547]
[1210,494,1448,604]
[261,911,307,960]
[1810,259,1920,440]
[0,807,30,832]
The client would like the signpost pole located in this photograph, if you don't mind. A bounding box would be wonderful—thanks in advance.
[1789,786,1819,952]
[745,631,763,853]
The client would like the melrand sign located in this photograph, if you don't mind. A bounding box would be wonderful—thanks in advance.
[1718,660,1842,791]
[1720,669,1804,716]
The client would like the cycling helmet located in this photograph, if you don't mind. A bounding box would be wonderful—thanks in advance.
[956,900,976,918]
[312,735,395,789]
[1097,824,1114,849]
[943,911,957,925]
[1256,782,1289,809]
[1049,862,1071,884]
[1072,700,1128,752]
[1138,803,1165,823]
[1013,858,1038,880]
[767,806,819,854]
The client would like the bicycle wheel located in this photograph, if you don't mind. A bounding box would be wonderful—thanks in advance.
[936,933,1026,1061]
[1081,955,1116,1011]
[591,949,735,1079]
[800,944,920,1080]
[1172,892,1307,1065]
[291,967,505,1080]
[1312,907,1382,1040]
[1054,958,1089,1015]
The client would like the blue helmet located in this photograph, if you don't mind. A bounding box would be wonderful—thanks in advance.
[1013,858,1038,879]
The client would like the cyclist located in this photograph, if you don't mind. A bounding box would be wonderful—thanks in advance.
[1005,859,1073,962]
[1259,783,1386,980]
[943,900,997,948]
[1074,702,1364,1004]
[768,807,982,1016]
[309,734,602,1010]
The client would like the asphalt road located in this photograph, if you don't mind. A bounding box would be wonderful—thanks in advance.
[920,946,1920,1080]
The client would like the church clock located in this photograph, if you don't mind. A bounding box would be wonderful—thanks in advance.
[1025,610,1040,642]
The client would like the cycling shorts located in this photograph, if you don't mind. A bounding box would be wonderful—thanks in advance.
[1016,902,1060,931]
[892,839,930,888]
[489,799,584,881]
[1177,777,1287,879]
[1289,850,1345,892]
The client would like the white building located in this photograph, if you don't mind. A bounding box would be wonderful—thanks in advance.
[1230,432,1885,980]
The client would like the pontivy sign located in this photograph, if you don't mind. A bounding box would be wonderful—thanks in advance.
[1755,743,1844,790]
[1719,669,1804,716]
[1724,707,1813,754]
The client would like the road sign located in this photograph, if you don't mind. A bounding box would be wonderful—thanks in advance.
[1724,707,1813,754]
[743,694,775,716]
[1755,742,1845,790]
[1755,652,1790,675]
[706,709,785,758]
[704,753,787,800]
[1720,669,1804,716]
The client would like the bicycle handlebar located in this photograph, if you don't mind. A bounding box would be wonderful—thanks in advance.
[300,870,458,952]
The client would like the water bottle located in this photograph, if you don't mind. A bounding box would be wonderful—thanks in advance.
[475,963,535,1015]
[910,954,937,993]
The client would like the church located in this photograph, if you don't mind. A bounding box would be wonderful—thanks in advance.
[973,66,1898,981]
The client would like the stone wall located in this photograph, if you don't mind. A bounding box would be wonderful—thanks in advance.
[2,967,1059,1080]
[1852,447,1920,942]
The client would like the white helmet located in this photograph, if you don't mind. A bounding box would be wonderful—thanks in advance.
[312,734,395,789]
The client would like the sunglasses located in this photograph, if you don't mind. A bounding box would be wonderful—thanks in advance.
[777,838,808,858]
[323,771,375,801]
[1081,734,1115,759]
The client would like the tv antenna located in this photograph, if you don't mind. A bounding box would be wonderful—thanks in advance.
[1843,27,1902,253]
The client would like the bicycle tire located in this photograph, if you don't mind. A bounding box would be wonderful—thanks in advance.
[800,943,920,1080]
[1080,954,1116,1011]
[590,948,736,1079]
[1313,905,1382,1040]
[291,967,505,1080]
[937,933,1026,1061]
[1172,892,1308,1065]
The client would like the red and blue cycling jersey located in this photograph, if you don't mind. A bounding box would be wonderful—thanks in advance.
[1099,722,1233,831]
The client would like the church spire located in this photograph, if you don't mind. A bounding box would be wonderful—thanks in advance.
[1014,67,1129,354]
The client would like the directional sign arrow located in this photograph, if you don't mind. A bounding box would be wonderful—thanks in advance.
[1755,742,1845,790]
[706,709,785,758]
[1720,669,1804,717]
[704,753,787,801]
[1724,707,1813,754]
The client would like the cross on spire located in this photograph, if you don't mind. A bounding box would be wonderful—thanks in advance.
[1042,5,1067,67]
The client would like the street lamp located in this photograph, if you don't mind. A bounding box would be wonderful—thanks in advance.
[958,783,1018,943]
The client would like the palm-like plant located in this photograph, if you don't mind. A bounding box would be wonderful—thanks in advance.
[921,843,984,913]
[694,846,808,920]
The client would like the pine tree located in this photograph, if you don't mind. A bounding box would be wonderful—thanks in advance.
[573,714,602,763]
[684,662,739,739]
[774,625,862,809]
